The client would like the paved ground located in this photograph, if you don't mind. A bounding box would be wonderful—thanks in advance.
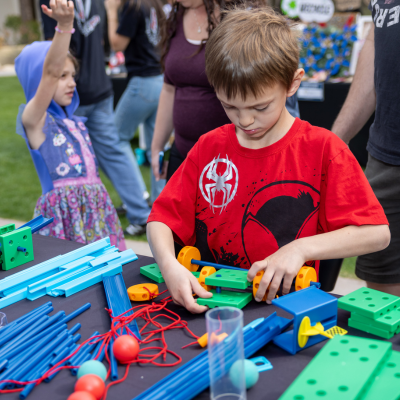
[0,217,365,295]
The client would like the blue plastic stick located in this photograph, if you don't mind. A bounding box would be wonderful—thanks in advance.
[59,303,91,324]
[50,346,71,367]
[191,259,244,271]
[17,247,27,253]
[18,215,54,235]
[45,344,76,382]
[90,340,103,360]
[109,337,119,381]
[70,353,91,376]
[68,331,99,366]
[0,360,8,373]
[67,323,81,336]
[71,331,100,366]
[0,306,52,347]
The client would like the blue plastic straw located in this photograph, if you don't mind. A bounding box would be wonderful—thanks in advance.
[58,303,91,325]
[90,340,103,360]
[70,353,91,376]
[68,331,98,366]
[67,322,81,336]
[0,360,8,373]
[109,337,118,381]
[0,302,52,335]
[0,306,52,347]
[50,346,70,367]
[0,324,66,362]
[44,345,76,382]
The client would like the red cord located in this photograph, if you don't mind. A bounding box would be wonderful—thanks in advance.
[0,293,201,399]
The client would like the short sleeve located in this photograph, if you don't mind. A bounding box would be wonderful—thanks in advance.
[147,146,199,245]
[116,3,140,39]
[318,148,388,233]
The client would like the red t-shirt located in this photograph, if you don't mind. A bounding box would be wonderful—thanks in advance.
[148,119,388,269]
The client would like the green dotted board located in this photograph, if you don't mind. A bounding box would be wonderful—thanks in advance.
[205,269,252,290]
[0,227,34,271]
[338,288,400,320]
[351,308,400,334]
[197,290,252,309]
[140,263,201,284]
[363,350,400,400]
[348,318,398,340]
[279,335,392,400]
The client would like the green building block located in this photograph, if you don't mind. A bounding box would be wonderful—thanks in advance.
[363,350,400,400]
[279,335,392,400]
[140,263,201,283]
[197,289,252,309]
[348,318,396,340]
[338,287,400,320]
[351,308,400,333]
[204,269,252,290]
[0,223,16,235]
[0,227,34,271]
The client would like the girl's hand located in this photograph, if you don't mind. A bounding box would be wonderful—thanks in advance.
[105,0,121,13]
[41,0,75,30]
[162,262,212,314]
[247,241,306,304]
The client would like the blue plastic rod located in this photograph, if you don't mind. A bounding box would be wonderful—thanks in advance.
[0,309,51,347]
[70,353,91,376]
[45,345,76,382]
[50,346,71,367]
[59,303,91,325]
[70,332,99,367]
[0,360,8,373]
[191,259,244,271]
[0,323,67,362]
[90,340,103,360]
[68,331,99,366]
[109,337,118,381]
[67,323,81,336]
[0,303,53,337]
[18,215,54,235]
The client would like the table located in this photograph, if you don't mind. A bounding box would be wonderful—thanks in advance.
[2,235,399,400]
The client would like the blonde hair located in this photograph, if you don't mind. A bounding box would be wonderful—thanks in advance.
[205,7,300,100]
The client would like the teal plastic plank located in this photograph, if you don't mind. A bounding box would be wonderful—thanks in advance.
[348,318,396,340]
[204,269,251,290]
[140,263,165,283]
[338,288,400,319]
[279,335,392,400]
[351,308,400,333]
[362,350,400,400]
[197,290,252,309]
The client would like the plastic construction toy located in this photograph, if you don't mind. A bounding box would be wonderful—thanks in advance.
[338,287,400,339]
[279,335,394,400]
[127,283,159,301]
[272,286,338,355]
[0,238,137,309]
[0,215,53,271]
[140,263,200,284]
[176,246,320,309]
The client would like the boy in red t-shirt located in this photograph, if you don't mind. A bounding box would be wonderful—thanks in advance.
[147,8,390,313]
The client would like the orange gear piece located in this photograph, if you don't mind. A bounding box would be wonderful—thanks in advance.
[253,271,268,302]
[198,266,216,291]
[295,266,317,291]
[177,246,201,272]
[127,283,159,301]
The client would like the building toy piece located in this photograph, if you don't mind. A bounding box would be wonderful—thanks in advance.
[127,283,159,301]
[197,290,253,309]
[204,269,252,290]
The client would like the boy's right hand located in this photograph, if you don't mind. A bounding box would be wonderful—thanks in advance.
[42,0,75,29]
[162,262,212,314]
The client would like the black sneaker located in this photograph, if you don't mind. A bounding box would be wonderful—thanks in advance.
[116,203,127,216]
[124,224,147,236]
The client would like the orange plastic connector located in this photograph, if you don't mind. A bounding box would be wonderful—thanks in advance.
[198,266,216,292]
[127,283,159,301]
[295,266,317,291]
[177,246,201,272]
[253,271,268,302]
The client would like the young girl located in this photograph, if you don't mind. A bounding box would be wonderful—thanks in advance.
[15,0,126,250]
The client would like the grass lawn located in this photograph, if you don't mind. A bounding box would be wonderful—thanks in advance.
[0,76,358,278]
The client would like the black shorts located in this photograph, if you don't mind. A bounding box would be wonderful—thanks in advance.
[356,155,400,283]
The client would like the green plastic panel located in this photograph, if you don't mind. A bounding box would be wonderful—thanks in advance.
[363,350,400,400]
[338,288,400,319]
[348,318,395,340]
[197,289,252,309]
[0,223,15,235]
[205,269,252,290]
[351,308,400,333]
[140,263,165,283]
[0,227,34,271]
[140,263,201,283]
[279,335,392,400]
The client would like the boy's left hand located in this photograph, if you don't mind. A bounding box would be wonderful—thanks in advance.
[247,242,306,304]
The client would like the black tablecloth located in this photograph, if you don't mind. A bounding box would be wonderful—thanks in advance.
[2,235,399,400]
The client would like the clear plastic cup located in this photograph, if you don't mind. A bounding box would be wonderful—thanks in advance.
[206,307,246,400]
[0,312,7,329]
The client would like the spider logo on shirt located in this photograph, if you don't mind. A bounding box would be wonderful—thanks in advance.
[199,154,238,214]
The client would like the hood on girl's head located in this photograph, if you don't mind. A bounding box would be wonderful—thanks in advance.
[15,41,79,119]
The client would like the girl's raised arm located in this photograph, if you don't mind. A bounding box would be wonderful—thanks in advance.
[22,0,75,149]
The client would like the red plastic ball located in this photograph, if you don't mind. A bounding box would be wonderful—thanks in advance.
[74,374,105,400]
[67,391,97,400]
[113,335,139,363]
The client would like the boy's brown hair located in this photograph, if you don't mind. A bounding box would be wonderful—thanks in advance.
[205,7,300,100]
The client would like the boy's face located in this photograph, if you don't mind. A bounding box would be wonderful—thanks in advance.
[54,58,76,107]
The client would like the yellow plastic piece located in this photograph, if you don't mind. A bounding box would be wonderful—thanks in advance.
[198,266,216,291]
[127,283,159,301]
[298,316,333,348]
[177,246,201,272]
[253,271,268,301]
[197,332,228,348]
[325,326,348,337]
[295,266,317,291]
